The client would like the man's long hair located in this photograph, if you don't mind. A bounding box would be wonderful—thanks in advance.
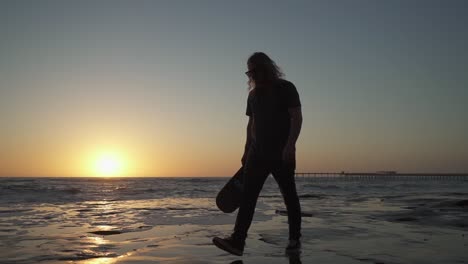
[247,52,284,91]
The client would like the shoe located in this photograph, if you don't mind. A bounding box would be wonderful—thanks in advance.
[285,239,301,253]
[212,236,245,256]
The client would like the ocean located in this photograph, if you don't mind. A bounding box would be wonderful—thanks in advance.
[0,176,467,264]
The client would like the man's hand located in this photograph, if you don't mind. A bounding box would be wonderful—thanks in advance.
[282,144,296,163]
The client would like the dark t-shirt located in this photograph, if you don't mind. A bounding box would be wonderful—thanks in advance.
[246,79,301,160]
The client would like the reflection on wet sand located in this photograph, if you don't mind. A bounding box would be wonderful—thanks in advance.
[77,252,134,264]
[80,257,118,264]
[2,177,468,263]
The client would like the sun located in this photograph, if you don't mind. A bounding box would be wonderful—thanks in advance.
[93,152,124,177]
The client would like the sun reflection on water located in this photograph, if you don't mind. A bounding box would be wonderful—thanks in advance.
[80,257,116,264]
[88,235,107,245]
[76,247,134,264]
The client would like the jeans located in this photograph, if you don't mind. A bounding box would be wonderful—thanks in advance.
[232,156,302,241]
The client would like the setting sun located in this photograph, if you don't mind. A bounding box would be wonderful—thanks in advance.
[93,152,125,177]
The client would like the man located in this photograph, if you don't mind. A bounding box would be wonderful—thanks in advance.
[213,52,303,256]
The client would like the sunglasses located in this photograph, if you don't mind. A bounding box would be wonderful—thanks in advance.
[245,69,255,77]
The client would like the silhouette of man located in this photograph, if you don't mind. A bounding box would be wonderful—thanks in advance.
[213,52,303,256]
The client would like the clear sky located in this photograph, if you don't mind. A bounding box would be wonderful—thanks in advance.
[1,0,467,177]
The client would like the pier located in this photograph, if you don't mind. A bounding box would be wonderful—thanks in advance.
[294,172,468,181]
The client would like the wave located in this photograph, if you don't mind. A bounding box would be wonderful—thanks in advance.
[302,184,341,190]
[1,177,466,206]
[275,209,313,217]
[431,199,468,208]
[373,198,468,230]
[0,208,33,214]
[299,194,325,199]
[1,184,81,194]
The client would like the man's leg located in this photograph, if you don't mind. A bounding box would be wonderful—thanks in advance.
[232,162,270,241]
[272,163,302,240]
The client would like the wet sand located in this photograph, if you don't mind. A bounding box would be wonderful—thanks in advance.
[1,198,467,263]
[1,178,467,263]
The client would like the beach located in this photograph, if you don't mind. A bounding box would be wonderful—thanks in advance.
[0,176,467,264]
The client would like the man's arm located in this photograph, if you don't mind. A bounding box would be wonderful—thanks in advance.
[286,107,302,146]
[242,116,254,165]
[283,106,302,162]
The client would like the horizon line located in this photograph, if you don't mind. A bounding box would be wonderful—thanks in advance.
[1,171,468,178]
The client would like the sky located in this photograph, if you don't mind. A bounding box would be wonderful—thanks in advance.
[0,0,467,177]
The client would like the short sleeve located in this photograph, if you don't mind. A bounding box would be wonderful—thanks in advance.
[284,82,301,108]
[246,94,252,116]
